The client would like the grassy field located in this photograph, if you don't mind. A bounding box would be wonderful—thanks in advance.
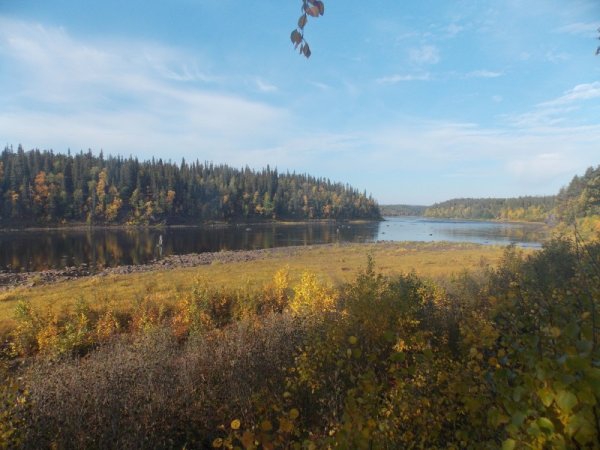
[0,242,522,336]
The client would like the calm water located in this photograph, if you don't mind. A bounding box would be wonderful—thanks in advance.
[0,217,546,272]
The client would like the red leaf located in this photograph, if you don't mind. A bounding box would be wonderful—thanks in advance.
[303,43,311,58]
[290,29,302,46]
[314,1,325,15]
[305,5,320,17]
[298,14,307,29]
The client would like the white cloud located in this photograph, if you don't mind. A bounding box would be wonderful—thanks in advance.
[255,78,278,92]
[1,13,598,204]
[156,64,219,83]
[345,119,600,197]
[263,132,365,167]
[507,152,579,185]
[444,23,464,37]
[545,51,570,63]
[509,106,577,128]
[556,22,600,36]
[393,31,420,44]
[376,73,431,84]
[409,45,440,65]
[466,70,503,78]
[508,82,600,128]
[0,18,290,163]
[540,82,600,106]
[309,81,331,91]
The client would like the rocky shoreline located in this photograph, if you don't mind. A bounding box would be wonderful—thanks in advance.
[0,245,314,291]
[0,241,500,292]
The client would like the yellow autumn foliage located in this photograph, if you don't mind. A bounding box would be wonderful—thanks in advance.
[289,271,337,317]
[4,238,600,449]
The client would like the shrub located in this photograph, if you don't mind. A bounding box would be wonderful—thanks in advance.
[3,240,600,448]
[17,314,303,449]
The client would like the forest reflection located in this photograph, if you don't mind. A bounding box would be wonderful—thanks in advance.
[0,222,378,271]
[0,217,546,272]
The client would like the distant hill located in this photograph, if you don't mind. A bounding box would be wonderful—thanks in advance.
[424,196,556,222]
[380,204,427,217]
[0,146,381,226]
[422,164,600,228]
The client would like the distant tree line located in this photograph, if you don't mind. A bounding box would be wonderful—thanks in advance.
[424,165,600,224]
[379,204,427,217]
[0,146,380,226]
[424,196,556,222]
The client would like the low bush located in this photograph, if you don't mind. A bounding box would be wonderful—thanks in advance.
[0,238,599,449]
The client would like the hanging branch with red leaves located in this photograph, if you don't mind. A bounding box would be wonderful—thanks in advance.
[291,0,325,58]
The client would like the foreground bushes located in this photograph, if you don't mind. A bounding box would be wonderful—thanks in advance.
[1,238,599,449]
[20,315,301,449]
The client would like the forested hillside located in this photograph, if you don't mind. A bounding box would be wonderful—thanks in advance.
[556,165,600,221]
[379,204,427,217]
[424,165,600,227]
[424,196,556,222]
[0,146,380,225]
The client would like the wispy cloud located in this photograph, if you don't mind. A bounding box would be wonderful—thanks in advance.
[309,81,331,91]
[444,23,464,38]
[1,4,599,205]
[507,152,579,185]
[157,64,219,83]
[409,45,440,65]
[376,73,431,84]
[509,106,578,128]
[540,82,600,106]
[465,70,503,78]
[360,119,599,196]
[545,51,570,63]
[556,22,600,36]
[255,78,278,93]
[393,31,421,44]
[0,18,289,163]
[508,82,600,128]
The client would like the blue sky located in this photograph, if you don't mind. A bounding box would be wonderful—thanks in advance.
[1,0,599,204]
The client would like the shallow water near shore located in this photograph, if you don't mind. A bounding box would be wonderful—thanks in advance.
[0,216,546,272]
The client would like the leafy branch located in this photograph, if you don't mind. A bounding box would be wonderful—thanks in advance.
[291,0,325,58]
[292,8,600,59]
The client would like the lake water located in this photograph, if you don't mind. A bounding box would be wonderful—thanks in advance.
[0,217,546,272]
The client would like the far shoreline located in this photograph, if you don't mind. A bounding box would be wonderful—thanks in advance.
[0,215,553,233]
[0,240,512,292]
[0,217,383,233]
[385,214,551,227]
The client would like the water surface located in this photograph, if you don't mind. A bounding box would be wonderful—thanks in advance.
[379,217,545,247]
[0,217,546,271]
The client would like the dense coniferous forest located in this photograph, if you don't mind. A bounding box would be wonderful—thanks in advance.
[0,146,380,225]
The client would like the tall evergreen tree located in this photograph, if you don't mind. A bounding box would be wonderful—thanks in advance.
[0,146,381,225]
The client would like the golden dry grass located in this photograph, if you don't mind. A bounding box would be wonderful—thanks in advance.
[0,242,523,335]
